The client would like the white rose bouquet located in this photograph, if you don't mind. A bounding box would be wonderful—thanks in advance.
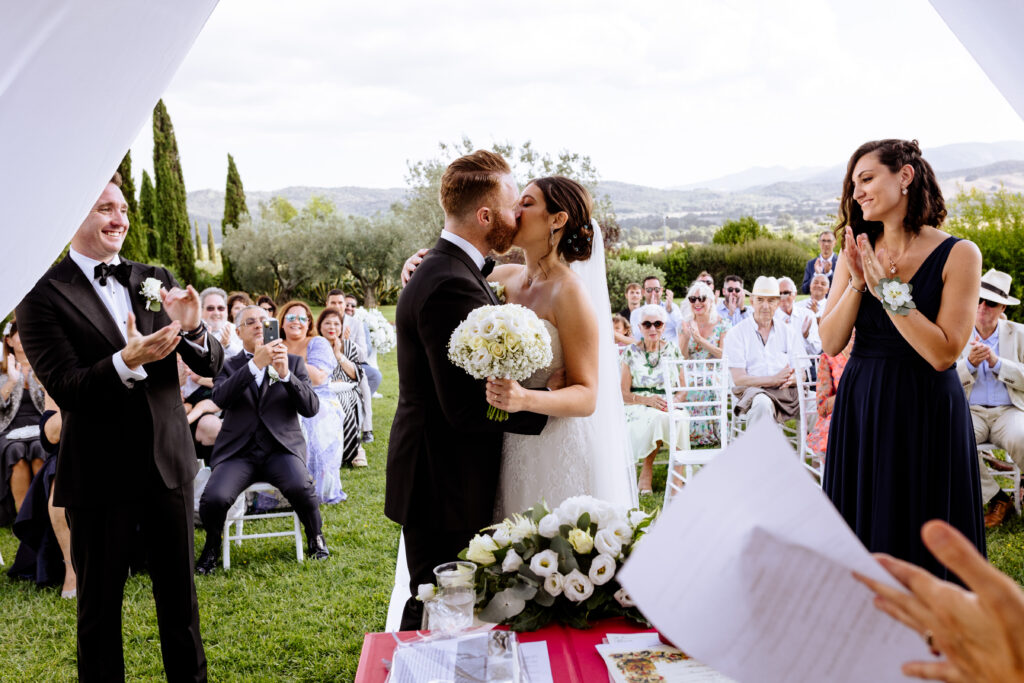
[448,496,653,631]
[447,303,552,421]
[354,306,396,354]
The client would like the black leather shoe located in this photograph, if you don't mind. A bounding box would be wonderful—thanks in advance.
[307,534,330,560]
[195,543,220,575]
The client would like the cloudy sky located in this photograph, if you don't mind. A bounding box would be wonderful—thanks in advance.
[128,0,1024,192]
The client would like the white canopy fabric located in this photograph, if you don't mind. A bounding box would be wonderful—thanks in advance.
[0,0,217,318]
[928,0,1024,123]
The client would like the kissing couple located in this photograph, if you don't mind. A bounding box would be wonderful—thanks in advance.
[385,149,637,630]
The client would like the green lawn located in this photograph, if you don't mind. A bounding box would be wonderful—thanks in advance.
[1,303,1022,680]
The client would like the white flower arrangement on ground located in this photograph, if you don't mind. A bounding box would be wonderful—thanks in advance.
[449,496,653,631]
[875,277,916,316]
[447,303,552,421]
[354,307,396,353]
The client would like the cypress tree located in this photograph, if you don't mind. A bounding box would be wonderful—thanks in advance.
[152,99,196,284]
[194,221,204,261]
[139,170,160,260]
[220,153,248,289]
[116,151,149,262]
[207,223,217,263]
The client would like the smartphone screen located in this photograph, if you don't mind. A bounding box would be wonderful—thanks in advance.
[262,318,280,344]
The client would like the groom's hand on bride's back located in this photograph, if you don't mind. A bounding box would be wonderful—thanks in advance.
[401,248,431,287]
[546,368,566,391]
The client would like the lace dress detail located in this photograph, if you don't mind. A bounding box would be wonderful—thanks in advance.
[496,321,593,519]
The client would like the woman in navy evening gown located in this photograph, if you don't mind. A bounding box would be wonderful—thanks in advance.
[820,139,985,582]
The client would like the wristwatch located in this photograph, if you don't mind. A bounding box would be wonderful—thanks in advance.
[179,320,207,342]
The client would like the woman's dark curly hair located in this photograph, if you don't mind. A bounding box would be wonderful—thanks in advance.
[531,176,594,264]
[836,139,946,247]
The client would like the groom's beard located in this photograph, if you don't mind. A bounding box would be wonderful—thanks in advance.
[484,211,517,255]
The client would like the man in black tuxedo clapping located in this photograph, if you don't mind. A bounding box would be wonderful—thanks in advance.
[195,304,327,574]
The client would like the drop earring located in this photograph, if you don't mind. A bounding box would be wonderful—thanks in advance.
[901,186,908,195]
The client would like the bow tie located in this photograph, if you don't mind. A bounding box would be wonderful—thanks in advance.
[93,261,132,287]
[481,257,495,277]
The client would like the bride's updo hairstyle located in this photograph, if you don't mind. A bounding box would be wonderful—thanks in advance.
[440,150,512,219]
[836,139,946,247]
[532,176,594,263]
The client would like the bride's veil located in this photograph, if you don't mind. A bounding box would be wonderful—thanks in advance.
[571,220,639,509]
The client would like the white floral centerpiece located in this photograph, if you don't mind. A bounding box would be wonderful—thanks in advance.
[447,303,552,421]
[447,496,652,631]
[354,306,396,353]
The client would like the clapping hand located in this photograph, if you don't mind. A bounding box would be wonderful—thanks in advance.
[843,226,869,292]
[486,377,529,413]
[121,313,181,369]
[801,315,812,338]
[5,358,22,386]
[967,340,995,368]
[773,367,796,388]
[161,285,202,330]
[401,248,430,287]
[219,325,232,349]
[855,231,888,297]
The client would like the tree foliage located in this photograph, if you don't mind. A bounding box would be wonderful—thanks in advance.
[116,151,149,262]
[946,186,1024,322]
[712,216,772,245]
[207,223,217,263]
[606,259,666,312]
[139,169,159,259]
[152,99,196,283]
[221,153,248,290]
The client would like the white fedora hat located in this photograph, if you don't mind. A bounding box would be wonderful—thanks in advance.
[979,269,1020,306]
[750,276,780,297]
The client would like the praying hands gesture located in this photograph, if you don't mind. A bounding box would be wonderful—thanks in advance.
[854,520,1024,683]
[842,226,889,299]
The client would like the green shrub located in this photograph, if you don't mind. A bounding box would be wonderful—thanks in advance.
[712,216,772,245]
[606,258,665,312]
[723,238,809,288]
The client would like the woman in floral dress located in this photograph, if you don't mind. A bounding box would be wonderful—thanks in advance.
[807,333,854,459]
[676,280,730,447]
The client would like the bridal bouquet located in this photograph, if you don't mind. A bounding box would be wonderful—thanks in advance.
[453,496,653,631]
[447,303,552,421]
[354,306,396,353]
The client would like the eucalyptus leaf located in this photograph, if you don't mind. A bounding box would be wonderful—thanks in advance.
[576,512,591,530]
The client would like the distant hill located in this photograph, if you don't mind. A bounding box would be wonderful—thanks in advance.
[188,141,1024,240]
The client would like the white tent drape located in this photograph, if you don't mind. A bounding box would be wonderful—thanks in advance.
[0,0,218,318]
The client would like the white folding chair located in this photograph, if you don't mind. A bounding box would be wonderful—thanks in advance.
[783,354,822,484]
[663,358,731,504]
[978,442,1023,513]
[222,482,304,570]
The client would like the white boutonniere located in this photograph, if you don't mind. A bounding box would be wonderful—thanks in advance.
[489,281,506,303]
[875,277,916,316]
[139,277,163,312]
[267,366,281,385]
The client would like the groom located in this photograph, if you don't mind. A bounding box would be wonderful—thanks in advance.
[386,150,548,630]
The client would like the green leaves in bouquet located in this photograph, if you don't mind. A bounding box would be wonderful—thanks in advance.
[548,535,580,573]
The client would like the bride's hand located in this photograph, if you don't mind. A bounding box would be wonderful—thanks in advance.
[401,248,430,287]
[486,377,529,413]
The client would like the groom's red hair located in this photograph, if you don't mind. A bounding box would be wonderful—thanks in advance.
[439,150,511,219]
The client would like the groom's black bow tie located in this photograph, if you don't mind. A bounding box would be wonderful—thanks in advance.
[481,257,495,277]
[93,261,132,287]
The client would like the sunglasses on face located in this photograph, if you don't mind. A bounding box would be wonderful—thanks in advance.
[726,287,742,293]
[688,296,707,303]
[779,291,795,297]
[640,320,665,329]
[205,305,227,312]
[284,314,308,323]
[700,280,713,287]
[980,299,1001,308]
[645,287,662,293]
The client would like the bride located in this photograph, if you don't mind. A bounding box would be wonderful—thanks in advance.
[483,176,637,516]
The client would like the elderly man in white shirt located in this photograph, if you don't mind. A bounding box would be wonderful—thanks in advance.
[956,269,1024,528]
[630,275,684,345]
[775,276,821,357]
[797,273,830,323]
[724,276,808,425]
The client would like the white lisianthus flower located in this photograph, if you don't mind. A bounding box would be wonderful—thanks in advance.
[530,549,560,577]
[608,522,634,547]
[568,528,594,555]
[508,514,537,543]
[491,525,512,548]
[628,509,650,528]
[466,534,500,566]
[563,569,595,602]
[537,513,561,538]
[594,528,623,558]
[556,498,586,526]
[417,583,438,602]
[501,548,523,573]
[614,587,635,608]
[588,553,617,586]
[544,571,564,597]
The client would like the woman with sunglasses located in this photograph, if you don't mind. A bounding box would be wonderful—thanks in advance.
[620,304,688,495]
[280,301,347,504]
[677,280,730,447]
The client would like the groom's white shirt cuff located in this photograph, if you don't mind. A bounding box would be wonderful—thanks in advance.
[440,230,486,271]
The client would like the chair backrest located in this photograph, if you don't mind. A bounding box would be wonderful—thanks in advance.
[794,353,823,482]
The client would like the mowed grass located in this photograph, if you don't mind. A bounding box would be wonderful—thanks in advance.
[2,302,1023,680]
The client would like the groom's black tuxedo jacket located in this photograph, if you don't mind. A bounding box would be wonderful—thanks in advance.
[15,256,224,507]
[386,238,547,532]
[209,351,319,467]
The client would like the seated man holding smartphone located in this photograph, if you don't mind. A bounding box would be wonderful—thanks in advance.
[195,305,329,574]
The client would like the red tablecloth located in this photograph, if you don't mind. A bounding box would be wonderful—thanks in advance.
[355,617,654,683]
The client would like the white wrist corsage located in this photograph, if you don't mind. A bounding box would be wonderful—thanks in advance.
[875,277,916,316]
[267,366,281,385]
[489,281,506,303]
[139,277,163,312]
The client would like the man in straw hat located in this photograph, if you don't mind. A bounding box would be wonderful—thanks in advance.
[723,276,808,425]
[956,268,1024,527]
